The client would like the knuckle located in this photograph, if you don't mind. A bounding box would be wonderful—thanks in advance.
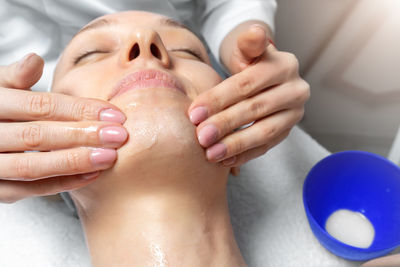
[15,157,33,178]
[72,100,99,121]
[21,124,43,149]
[216,114,233,135]
[296,108,305,122]
[26,93,55,119]
[262,124,278,140]
[84,126,99,145]
[65,151,83,172]
[285,52,298,66]
[231,138,245,155]
[236,73,255,97]
[207,93,223,113]
[292,82,310,104]
[281,52,299,77]
[249,99,269,118]
[301,81,311,101]
[290,108,305,125]
[69,122,97,146]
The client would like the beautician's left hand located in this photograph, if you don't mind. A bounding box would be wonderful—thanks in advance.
[188,22,310,174]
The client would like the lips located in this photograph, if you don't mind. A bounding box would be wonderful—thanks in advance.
[109,69,185,100]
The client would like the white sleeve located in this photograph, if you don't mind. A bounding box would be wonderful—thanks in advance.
[197,0,277,64]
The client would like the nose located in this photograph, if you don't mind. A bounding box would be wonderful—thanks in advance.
[125,29,170,67]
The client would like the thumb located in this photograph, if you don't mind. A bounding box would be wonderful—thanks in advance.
[237,24,268,62]
[0,53,44,89]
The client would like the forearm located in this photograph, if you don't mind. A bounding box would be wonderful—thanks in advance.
[219,20,273,73]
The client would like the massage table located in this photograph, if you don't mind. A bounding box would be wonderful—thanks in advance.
[1,126,398,266]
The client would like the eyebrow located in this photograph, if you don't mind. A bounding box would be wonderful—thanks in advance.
[76,17,191,37]
[76,18,110,35]
[160,18,191,31]
[73,16,207,63]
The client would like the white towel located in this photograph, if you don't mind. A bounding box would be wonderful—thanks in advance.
[1,126,397,267]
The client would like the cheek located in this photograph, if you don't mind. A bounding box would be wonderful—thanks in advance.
[174,60,222,98]
[52,61,120,99]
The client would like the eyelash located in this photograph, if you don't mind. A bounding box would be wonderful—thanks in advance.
[73,50,107,65]
[170,48,203,61]
[73,48,203,65]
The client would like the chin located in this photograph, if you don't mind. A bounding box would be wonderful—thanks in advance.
[112,88,198,161]
[71,88,229,202]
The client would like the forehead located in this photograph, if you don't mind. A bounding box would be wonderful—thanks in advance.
[76,11,191,37]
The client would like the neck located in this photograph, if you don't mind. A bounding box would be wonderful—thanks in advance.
[74,172,246,267]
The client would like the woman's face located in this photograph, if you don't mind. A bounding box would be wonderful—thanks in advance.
[53,11,220,100]
[52,11,228,202]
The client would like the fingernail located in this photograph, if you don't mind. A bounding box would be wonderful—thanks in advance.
[18,53,35,68]
[222,156,236,166]
[90,148,117,167]
[80,171,100,180]
[206,143,227,161]
[250,24,265,33]
[189,106,208,125]
[99,126,128,145]
[198,124,218,147]
[100,109,126,124]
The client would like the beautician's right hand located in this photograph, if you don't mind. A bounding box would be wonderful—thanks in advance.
[0,53,128,203]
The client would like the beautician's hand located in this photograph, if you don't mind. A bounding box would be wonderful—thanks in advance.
[189,22,310,174]
[361,254,400,267]
[0,53,128,203]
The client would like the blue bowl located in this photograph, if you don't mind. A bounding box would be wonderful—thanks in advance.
[303,151,400,261]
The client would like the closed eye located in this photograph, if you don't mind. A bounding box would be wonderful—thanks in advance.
[73,50,109,65]
[169,48,204,62]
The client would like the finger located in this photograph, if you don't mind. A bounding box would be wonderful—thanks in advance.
[361,254,400,267]
[230,166,240,176]
[237,24,268,61]
[222,128,291,168]
[0,147,117,181]
[0,88,126,123]
[196,79,310,147]
[205,108,304,162]
[0,53,44,89]
[0,121,128,152]
[188,50,299,124]
[0,172,100,204]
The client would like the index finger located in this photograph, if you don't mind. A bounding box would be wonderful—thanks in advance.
[189,50,285,123]
[0,88,126,123]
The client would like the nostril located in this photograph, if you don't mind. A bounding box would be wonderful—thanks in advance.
[150,43,162,60]
[129,43,140,60]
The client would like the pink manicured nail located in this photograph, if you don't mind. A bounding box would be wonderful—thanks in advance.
[197,124,218,147]
[99,109,126,124]
[90,148,117,167]
[99,126,128,145]
[189,106,208,125]
[222,156,236,166]
[206,143,227,161]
